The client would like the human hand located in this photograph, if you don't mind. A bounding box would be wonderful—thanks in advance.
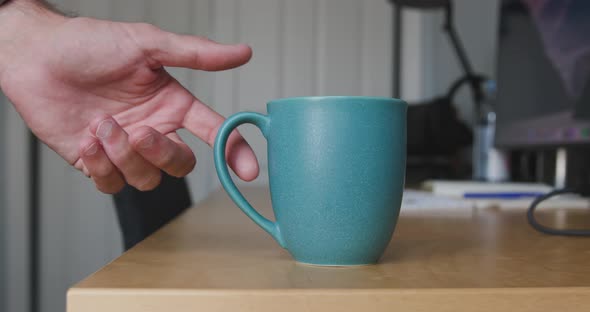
[0,0,258,193]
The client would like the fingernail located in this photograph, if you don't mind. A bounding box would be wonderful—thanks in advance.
[85,143,98,156]
[138,134,154,149]
[96,119,114,139]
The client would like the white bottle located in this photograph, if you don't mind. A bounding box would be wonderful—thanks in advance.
[473,80,509,181]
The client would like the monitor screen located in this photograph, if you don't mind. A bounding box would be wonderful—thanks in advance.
[495,0,590,148]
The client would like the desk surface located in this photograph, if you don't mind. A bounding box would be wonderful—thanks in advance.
[68,187,590,312]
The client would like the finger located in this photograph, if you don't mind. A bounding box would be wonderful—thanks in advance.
[78,136,125,194]
[182,100,259,181]
[129,126,196,178]
[90,115,162,191]
[129,23,252,71]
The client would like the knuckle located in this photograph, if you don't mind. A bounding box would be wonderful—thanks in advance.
[207,124,222,147]
[158,150,176,168]
[138,22,159,32]
[112,147,136,168]
[131,22,161,39]
[131,22,168,53]
[93,163,115,179]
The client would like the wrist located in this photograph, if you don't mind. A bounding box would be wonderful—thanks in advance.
[0,0,67,80]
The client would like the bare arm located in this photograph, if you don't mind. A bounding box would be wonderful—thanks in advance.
[0,0,258,193]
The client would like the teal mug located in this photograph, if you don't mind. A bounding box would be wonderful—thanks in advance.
[214,96,407,266]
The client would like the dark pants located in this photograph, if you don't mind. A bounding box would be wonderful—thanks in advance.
[113,173,192,250]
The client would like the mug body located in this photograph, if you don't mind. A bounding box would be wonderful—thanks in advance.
[266,96,407,265]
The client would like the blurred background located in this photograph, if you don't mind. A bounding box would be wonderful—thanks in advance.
[3,0,589,312]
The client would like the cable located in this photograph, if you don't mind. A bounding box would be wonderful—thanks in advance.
[527,188,590,236]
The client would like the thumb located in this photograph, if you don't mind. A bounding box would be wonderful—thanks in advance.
[128,23,253,71]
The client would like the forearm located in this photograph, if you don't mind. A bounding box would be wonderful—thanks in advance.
[0,0,66,80]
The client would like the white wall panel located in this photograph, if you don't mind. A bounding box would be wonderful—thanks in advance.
[110,0,147,22]
[282,0,317,97]
[400,9,431,102]
[0,96,5,312]
[236,0,281,112]
[319,0,363,95]
[77,0,111,19]
[361,0,394,97]
[39,146,69,312]
[2,100,32,312]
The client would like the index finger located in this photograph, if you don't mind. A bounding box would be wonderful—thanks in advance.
[182,99,259,182]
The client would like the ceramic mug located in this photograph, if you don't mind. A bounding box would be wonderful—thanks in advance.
[214,96,407,266]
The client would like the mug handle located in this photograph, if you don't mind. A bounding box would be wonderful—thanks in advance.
[213,112,286,248]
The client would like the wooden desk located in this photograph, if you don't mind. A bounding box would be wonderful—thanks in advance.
[68,187,590,312]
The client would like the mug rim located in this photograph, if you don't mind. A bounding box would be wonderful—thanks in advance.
[268,96,406,106]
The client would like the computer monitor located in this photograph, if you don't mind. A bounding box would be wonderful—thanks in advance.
[494,0,590,148]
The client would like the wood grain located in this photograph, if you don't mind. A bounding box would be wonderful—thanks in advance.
[68,187,590,312]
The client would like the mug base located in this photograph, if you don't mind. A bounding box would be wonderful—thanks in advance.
[295,260,377,267]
